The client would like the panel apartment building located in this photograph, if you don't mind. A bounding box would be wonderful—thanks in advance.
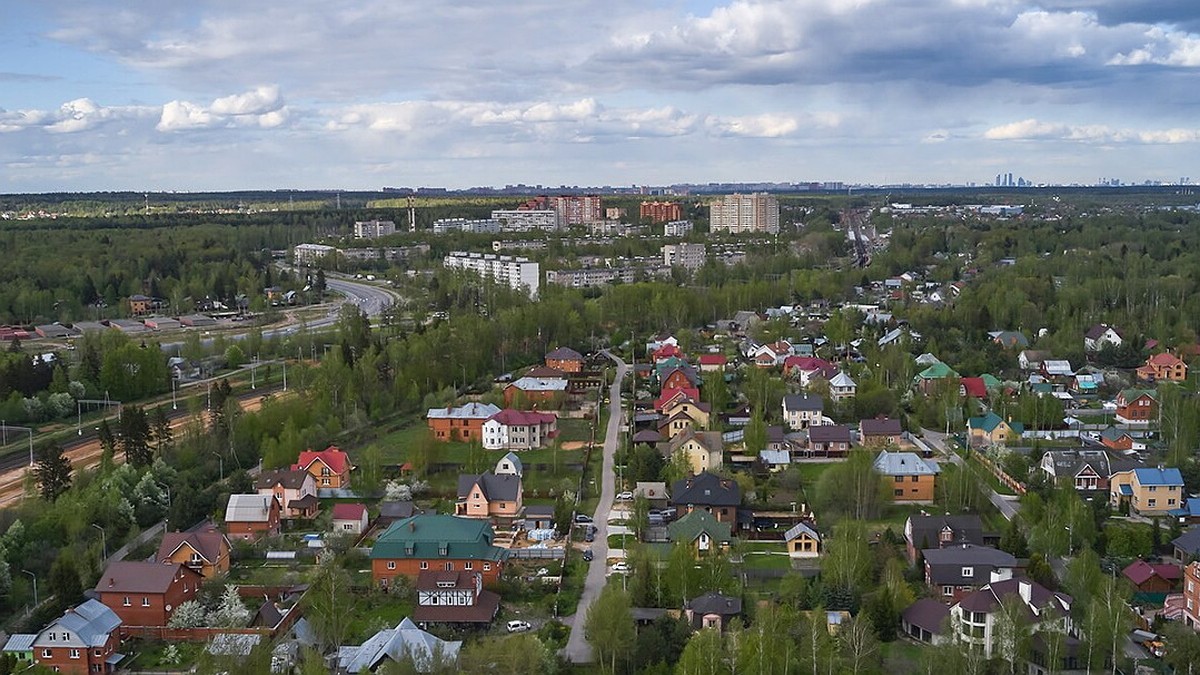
[353,219,397,239]
[662,243,707,271]
[444,252,540,298]
[553,195,604,225]
[709,193,780,234]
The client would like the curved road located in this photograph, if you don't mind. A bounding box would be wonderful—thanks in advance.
[563,350,628,664]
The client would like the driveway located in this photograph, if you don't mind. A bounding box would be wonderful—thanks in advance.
[562,350,628,664]
[921,428,1019,521]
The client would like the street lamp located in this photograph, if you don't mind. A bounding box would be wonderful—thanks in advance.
[21,569,37,607]
[91,523,107,560]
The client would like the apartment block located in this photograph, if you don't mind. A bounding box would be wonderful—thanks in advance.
[709,193,780,234]
[490,209,560,231]
[662,243,707,271]
[640,201,682,223]
[353,219,397,239]
[552,195,603,225]
[432,218,501,235]
[664,220,694,237]
[445,252,540,298]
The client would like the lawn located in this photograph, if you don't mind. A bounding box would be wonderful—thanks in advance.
[123,640,204,671]
[344,590,415,643]
[881,639,929,673]
[741,551,793,571]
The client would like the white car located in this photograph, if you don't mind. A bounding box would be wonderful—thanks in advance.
[616,491,634,501]
[506,620,532,633]
[611,561,630,573]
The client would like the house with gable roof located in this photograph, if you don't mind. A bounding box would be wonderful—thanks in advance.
[684,593,743,631]
[413,570,501,627]
[293,446,353,489]
[545,346,585,373]
[805,424,851,458]
[94,560,204,627]
[671,471,742,532]
[1137,352,1188,383]
[782,356,838,386]
[1084,324,1124,352]
[332,503,370,535]
[782,393,825,430]
[859,417,903,446]
[426,402,501,443]
[481,408,557,450]
[1122,559,1181,593]
[1039,448,1141,493]
[923,544,1016,602]
[967,412,1022,448]
[155,521,231,579]
[667,510,733,556]
[503,377,568,407]
[785,522,822,559]
[1115,388,1157,426]
[254,469,319,519]
[875,451,939,503]
[456,463,523,520]
[914,362,959,393]
[904,513,991,563]
[337,616,462,673]
[667,429,724,474]
[31,599,123,675]
[1110,467,1184,516]
[951,579,1075,663]
[224,493,281,540]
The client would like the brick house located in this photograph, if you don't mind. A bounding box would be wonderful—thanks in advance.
[127,294,153,317]
[545,346,585,373]
[370,514,508,587]
[331,503,370,535]
[224,494,281,540]
[481,408,558,451]
[859,417,903,446]
[875,451,939,503]
[455,471,522,519]
[670,471,742,533]
[254,469,319,519]
[1115,389,1157,426]
[805,424,851,458]
[1122,559,1181,593]
[923,545,1016,602]
[32,600,123,675]
[293,446,353,489]
[413,571,502,626]
[503,377,568,407]
[1136,352,1188,383]
[94,561,203,627]
[155,522,231,579]
[1182,561,1200,628]
[426,402,502,443]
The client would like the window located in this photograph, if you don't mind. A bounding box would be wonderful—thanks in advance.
[911,476,920,482]
[484,563,491,571]
[894,489,904,496]
[1169,499,1177,506]
[961,567,974,578]
[1149,486,1157,492]
[1148,499,1157,508]
[942,585,953,596]
[142,597,151,607]
[49,633,55,641]
[420,561,429,570]
[445,562,454,571]
[123,596,131,606]
[387,561,396,570]
[894,476,904,483]
[70,649,80,659]
[322,478,330,486]
[42,649,52,659]
[465,562,473,570]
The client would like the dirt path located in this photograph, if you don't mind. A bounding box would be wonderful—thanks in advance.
[0,391,283,509]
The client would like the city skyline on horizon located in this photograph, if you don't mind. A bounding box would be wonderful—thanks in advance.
[3,1,1200,193]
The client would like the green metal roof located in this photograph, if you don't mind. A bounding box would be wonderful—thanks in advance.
[370,514,507,562]
[916,362,959,380]
[667,509,732,546]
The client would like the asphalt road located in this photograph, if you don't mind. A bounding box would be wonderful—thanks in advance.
[920,428,1020,521]
[563,350,628,664]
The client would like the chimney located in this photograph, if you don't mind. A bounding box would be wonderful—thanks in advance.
[108,577,114,587]
[409,520,416,532]
[1018,579,1032,604]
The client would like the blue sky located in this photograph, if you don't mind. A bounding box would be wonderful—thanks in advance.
[2,0,1199,192]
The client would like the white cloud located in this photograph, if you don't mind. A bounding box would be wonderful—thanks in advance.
[984,118,1200,143]
[157,86,288,132]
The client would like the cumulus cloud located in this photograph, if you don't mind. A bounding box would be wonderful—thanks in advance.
[157,86,287,131]
[984,118,1200,143]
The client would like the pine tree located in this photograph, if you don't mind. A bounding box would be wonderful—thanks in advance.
[120,405,153,467]
[34,444,73,502]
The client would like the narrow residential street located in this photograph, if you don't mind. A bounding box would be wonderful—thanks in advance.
[920,428,1020,521]
[562,350,628,664]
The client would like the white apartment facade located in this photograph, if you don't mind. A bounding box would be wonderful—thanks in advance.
[664,220,694,237]
[353,220,397,239]
[491,209,561,231]
[444,252,540,298]
[293,243,337,266]
[709,193,780,234]
[662,243,707,271]
[432,218,501,235]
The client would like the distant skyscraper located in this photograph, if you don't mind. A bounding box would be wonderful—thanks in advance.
[639,201,682,223]
[552,195,603,225]
[995,175,1002,187]
[709,193,780,234]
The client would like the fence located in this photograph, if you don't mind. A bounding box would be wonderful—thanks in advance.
[507,547,566,560]
[109,521,167,564]
[972,452,1028,495]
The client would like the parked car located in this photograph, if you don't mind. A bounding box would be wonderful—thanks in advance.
[661,508,677,520]
[585,530,595,542]
[574,514,593,524]
[611,561,630,573]
[506,620,532,633]
[616,491,634,501]
[582,549,594,561]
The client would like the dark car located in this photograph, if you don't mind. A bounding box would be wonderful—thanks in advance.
[585,530,595,542]
[582,549,594,561]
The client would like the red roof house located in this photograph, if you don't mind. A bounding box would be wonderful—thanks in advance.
[960,377,988,399]
[1122,559,1181,593]
[698,354,728,371]
[293,446,353,489]
[331,503,370,535]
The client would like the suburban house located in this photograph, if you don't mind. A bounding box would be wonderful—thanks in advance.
[805,424,851,459]
[654,386,701,412]
[913,362,959,394]
[128,294,153,316]
[224,494,282,540]
[661,397,712,432]
[634,481,669,507]
[293,446,353,489]
[949,579,1074,662]
[1115,389,1157,426]
[959,377,988,400]
[1173,528,1200,564]
[901,598,951,646]
[697,354,727,372]
[966,412,1022,448]
[1122,559,1181,593]
[1099,426,1139,452]
[875,452,939,503]
[31,599,123,675]
[671,471,742,532]
[1084,324,1124,352]
[545,346,585,373]
[1039,449,1140,493]
[336,617,462,673]
[859,417,903,446]
[254,469,319,519]
[2,634,35,670]
[923,545,1017,602]
[94,561,203,627]
[646,332,679,353]
[904,514,989,562]
[684,592,742,631]
[1137,352,1188,383]
[1110,467,1184,516]
[828,372,857,400]
[752,340,795,367]
[455,470,522,519]
[1018,350,1051,371]
[660,365,700,392]
[481,408,558,450]
[990,331,1029,349]
[1041,359,1074,380]
[503,377,568,407]
[785,522,822,559]
[667,510,733,556]
[667,429,725,475]
[1182,561,1200,628]
[426,402,501,443]
[782,394,826,430]
[495,452,523,478]
[332,503,370,535]
[370,514,507,586]
[413,570,502,626]
[155,522,231,579]
[782,356,838,386]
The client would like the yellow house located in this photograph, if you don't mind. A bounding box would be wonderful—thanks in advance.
[785,522,822,559]
[1109,467,1184,516]
[966,412,1023,448]
[668,429,724,475]
[661,399,711,431]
